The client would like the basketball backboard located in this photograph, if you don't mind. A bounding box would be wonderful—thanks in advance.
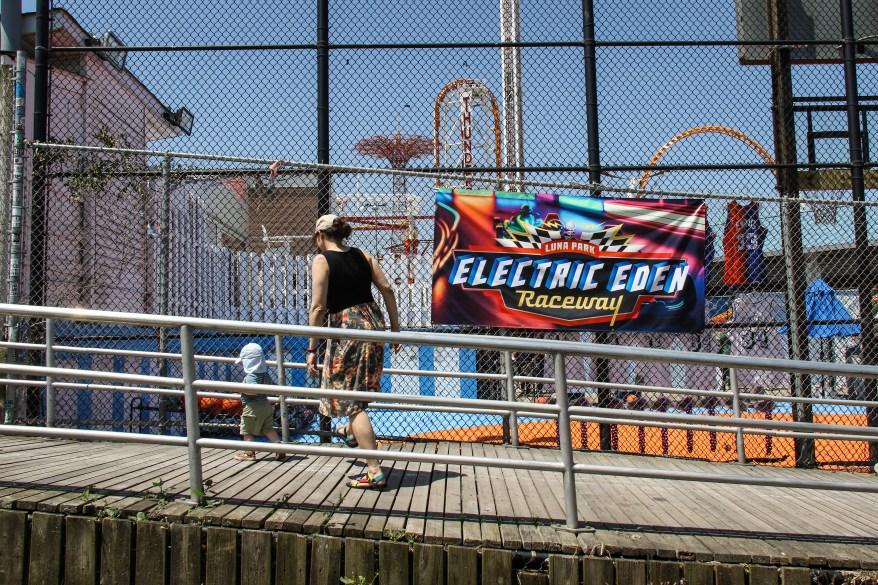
[735,0,878,65]
[798,168,878,190]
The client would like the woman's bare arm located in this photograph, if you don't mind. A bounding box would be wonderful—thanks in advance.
[363,250,400,332]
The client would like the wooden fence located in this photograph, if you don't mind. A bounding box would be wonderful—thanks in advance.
[0,510,821,585]
[165,196,432,326]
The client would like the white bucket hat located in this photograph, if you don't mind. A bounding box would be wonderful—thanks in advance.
[235,342,268,374]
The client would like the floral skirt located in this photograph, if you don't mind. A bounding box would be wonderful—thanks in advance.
[319,302,386,418]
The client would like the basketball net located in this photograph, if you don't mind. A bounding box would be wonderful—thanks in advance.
[807,191,841,225]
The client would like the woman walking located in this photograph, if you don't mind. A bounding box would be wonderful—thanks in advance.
[305,214,400,489]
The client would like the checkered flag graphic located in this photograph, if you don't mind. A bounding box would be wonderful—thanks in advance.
[495,234,551,248]
[580,225,644,253]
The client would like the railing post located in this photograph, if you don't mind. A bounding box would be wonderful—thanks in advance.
[180,325,204,502]
[730,367,746,464]
[554,352,580,529]
[45,318,54,427]
[275,334,289,443]
[503,351,519,446]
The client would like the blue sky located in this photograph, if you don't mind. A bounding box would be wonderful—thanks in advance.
[14,0,878,250]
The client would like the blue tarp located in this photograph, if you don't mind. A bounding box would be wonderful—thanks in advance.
[780,278,860,338]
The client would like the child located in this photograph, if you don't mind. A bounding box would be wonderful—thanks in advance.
[233,342,286,461]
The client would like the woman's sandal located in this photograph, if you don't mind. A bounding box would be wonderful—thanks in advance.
[334,425,358,448]
[348,471,386,490]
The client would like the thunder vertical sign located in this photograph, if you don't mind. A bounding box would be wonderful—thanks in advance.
[432,188,707,331]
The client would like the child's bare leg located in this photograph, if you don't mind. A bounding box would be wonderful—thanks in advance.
[234,434,256,459]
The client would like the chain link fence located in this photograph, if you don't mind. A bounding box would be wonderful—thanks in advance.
[2,0,878,470]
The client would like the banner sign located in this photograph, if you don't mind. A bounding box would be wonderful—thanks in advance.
[431,188,706,331]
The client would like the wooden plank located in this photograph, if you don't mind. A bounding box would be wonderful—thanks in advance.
[619,478,712,561]
[582,557,614,585]
[483,444,523,550]
[423,443,448,544]
[0,510,26,585]
[681,562,715,585]
[241,530,272,585]
[211,455,299,528]
[548,555,579,585]
[5,443,174,487]
[283,452,357,533]
[379,443,428,540]
[447,545,478,585]
[636,465,750,563]
[135,521,168,585]
[157,501,194,525]
[379,540,410,585]
[490,443,543,551]
[28,512,63,585]
[440,442,463,545]
[714,563,746,585]
[361,444,421,539]
[100,518,133,585]
[275,532,308,585]
[170,524,202,585]
[614,560,646,585]
[309,535,342,585]
[471,444,502,548]
[65,516,98,585]
[205,527,238,585]
[320,444,408,537]
[519,573,550,585]
[749,565,778,585]
[457,442,483,547]
[501,443,562,552]
[779,568,812,585]
[237,457,320,529]
[344,538,376,584]
[189,459,278,526]
[648,560,680,585]
[263,452,351,531]
[404,445,435,543]
[481,549,514,585]
[413,543,445,585]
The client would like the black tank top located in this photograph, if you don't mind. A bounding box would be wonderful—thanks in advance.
[321,247,375,313]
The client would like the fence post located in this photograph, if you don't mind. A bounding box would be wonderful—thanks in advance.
[768,0,814,468]
[553,352,579,529]
[729,367,746,464]
[840,0,878,467]
[45,318,54,427]
[275,334,289,443]
[180,325,204,502]
[157,153,172,434]
[3,51,26,424]
[503,351,518,446]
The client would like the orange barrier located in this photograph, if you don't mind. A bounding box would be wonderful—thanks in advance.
[411,413,871,471]
[198,396,242,416]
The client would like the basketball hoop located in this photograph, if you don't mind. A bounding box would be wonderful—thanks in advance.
[808,193,840,225]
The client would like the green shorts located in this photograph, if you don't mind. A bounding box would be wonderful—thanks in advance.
[239,400,275,436]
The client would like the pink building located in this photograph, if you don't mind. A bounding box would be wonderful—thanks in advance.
[13,8,186,312]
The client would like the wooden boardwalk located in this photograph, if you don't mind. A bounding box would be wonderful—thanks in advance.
[2,435,878,567]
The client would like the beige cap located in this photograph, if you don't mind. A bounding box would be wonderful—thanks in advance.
[315,214,338,232]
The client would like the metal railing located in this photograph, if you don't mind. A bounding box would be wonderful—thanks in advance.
[2,303,878,529]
